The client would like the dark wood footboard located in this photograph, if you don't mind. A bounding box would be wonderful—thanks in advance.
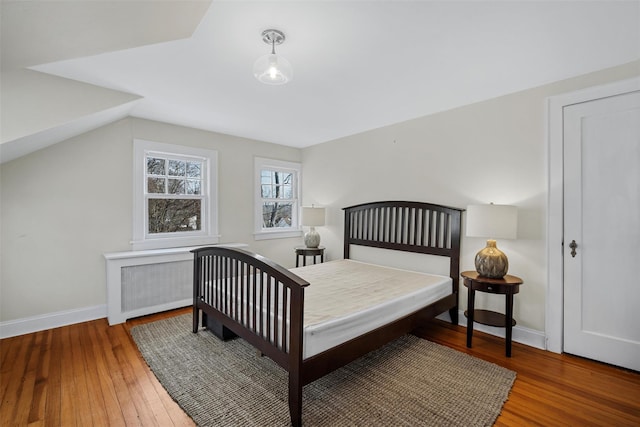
[192,246,311,425]
[192,246,309,371]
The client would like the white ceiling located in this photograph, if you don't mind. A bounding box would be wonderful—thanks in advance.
[3,0,640,151]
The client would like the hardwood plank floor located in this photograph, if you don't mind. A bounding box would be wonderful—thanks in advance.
[1,308,639,426]
[413,320,640,426]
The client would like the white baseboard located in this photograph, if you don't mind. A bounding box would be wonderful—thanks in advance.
[0,304,107,339]
[436,309,547,350]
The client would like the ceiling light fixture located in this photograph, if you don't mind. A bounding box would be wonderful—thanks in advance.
[253,29,292,85]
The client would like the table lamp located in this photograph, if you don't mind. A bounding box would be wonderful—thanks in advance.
[466,204,518,278]
[302,206,325,248]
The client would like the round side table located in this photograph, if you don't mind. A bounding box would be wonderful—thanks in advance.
[294,246,325,267]
[461,270,523,357]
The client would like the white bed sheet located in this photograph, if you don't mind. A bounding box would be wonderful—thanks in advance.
[290,260,451,359]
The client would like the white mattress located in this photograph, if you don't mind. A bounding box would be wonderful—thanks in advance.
[290,260,451,359]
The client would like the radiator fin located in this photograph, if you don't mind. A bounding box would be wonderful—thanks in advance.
[121,260,192,311]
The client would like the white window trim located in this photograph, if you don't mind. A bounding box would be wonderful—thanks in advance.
[254,157,302,240]
[132,139,219,250]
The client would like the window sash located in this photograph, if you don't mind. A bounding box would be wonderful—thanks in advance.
[145,152,205,196]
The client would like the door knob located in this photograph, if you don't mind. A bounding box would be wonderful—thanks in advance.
[569,240,578,257]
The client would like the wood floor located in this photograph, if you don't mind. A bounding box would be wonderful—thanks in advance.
[2,308,639,426]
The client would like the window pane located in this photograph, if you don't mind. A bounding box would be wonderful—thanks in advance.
[262,202,292,228]
[187,162,201,178]
[186,179,201,195]
[261,170,273,184]
[282,184,292,199]
[168,179,185,194]
[261,185,272,198]
[148,199,201,233]
[168,160,185,177]
[147,177,166,194]
[280,172,293,184]
[147,157,165,175]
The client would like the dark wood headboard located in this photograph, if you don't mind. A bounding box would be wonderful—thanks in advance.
[343,201,463,290]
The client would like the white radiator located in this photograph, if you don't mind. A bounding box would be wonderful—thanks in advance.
[104,244,246,325]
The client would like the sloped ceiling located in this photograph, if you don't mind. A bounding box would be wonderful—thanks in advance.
[0,0,211,162]
[1,0,211,70]
[2,0,639,163]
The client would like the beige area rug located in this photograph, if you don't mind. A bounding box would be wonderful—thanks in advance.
[131,314,515,426]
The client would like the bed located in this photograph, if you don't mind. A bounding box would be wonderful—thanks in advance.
[192,201,462,426]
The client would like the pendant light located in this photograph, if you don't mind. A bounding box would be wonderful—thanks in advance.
[253,29,293,85]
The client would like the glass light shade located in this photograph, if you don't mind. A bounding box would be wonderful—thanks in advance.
[253,53,293,85]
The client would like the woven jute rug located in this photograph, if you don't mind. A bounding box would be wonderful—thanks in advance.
[131,314,515,426]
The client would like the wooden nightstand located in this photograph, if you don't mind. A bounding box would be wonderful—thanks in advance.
[461,270,523,357]
[294,246,325,267]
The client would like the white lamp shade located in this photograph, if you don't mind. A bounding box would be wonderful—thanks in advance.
[466,204,517,239]
[302,207,325,227]
[253,53,293,85]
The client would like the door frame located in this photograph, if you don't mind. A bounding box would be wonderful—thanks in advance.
[546,76,640,353]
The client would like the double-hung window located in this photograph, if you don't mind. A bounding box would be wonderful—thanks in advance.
[133,139,218,250]
[254,157,302,240]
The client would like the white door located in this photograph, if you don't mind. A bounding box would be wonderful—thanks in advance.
[563,90,640,371]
